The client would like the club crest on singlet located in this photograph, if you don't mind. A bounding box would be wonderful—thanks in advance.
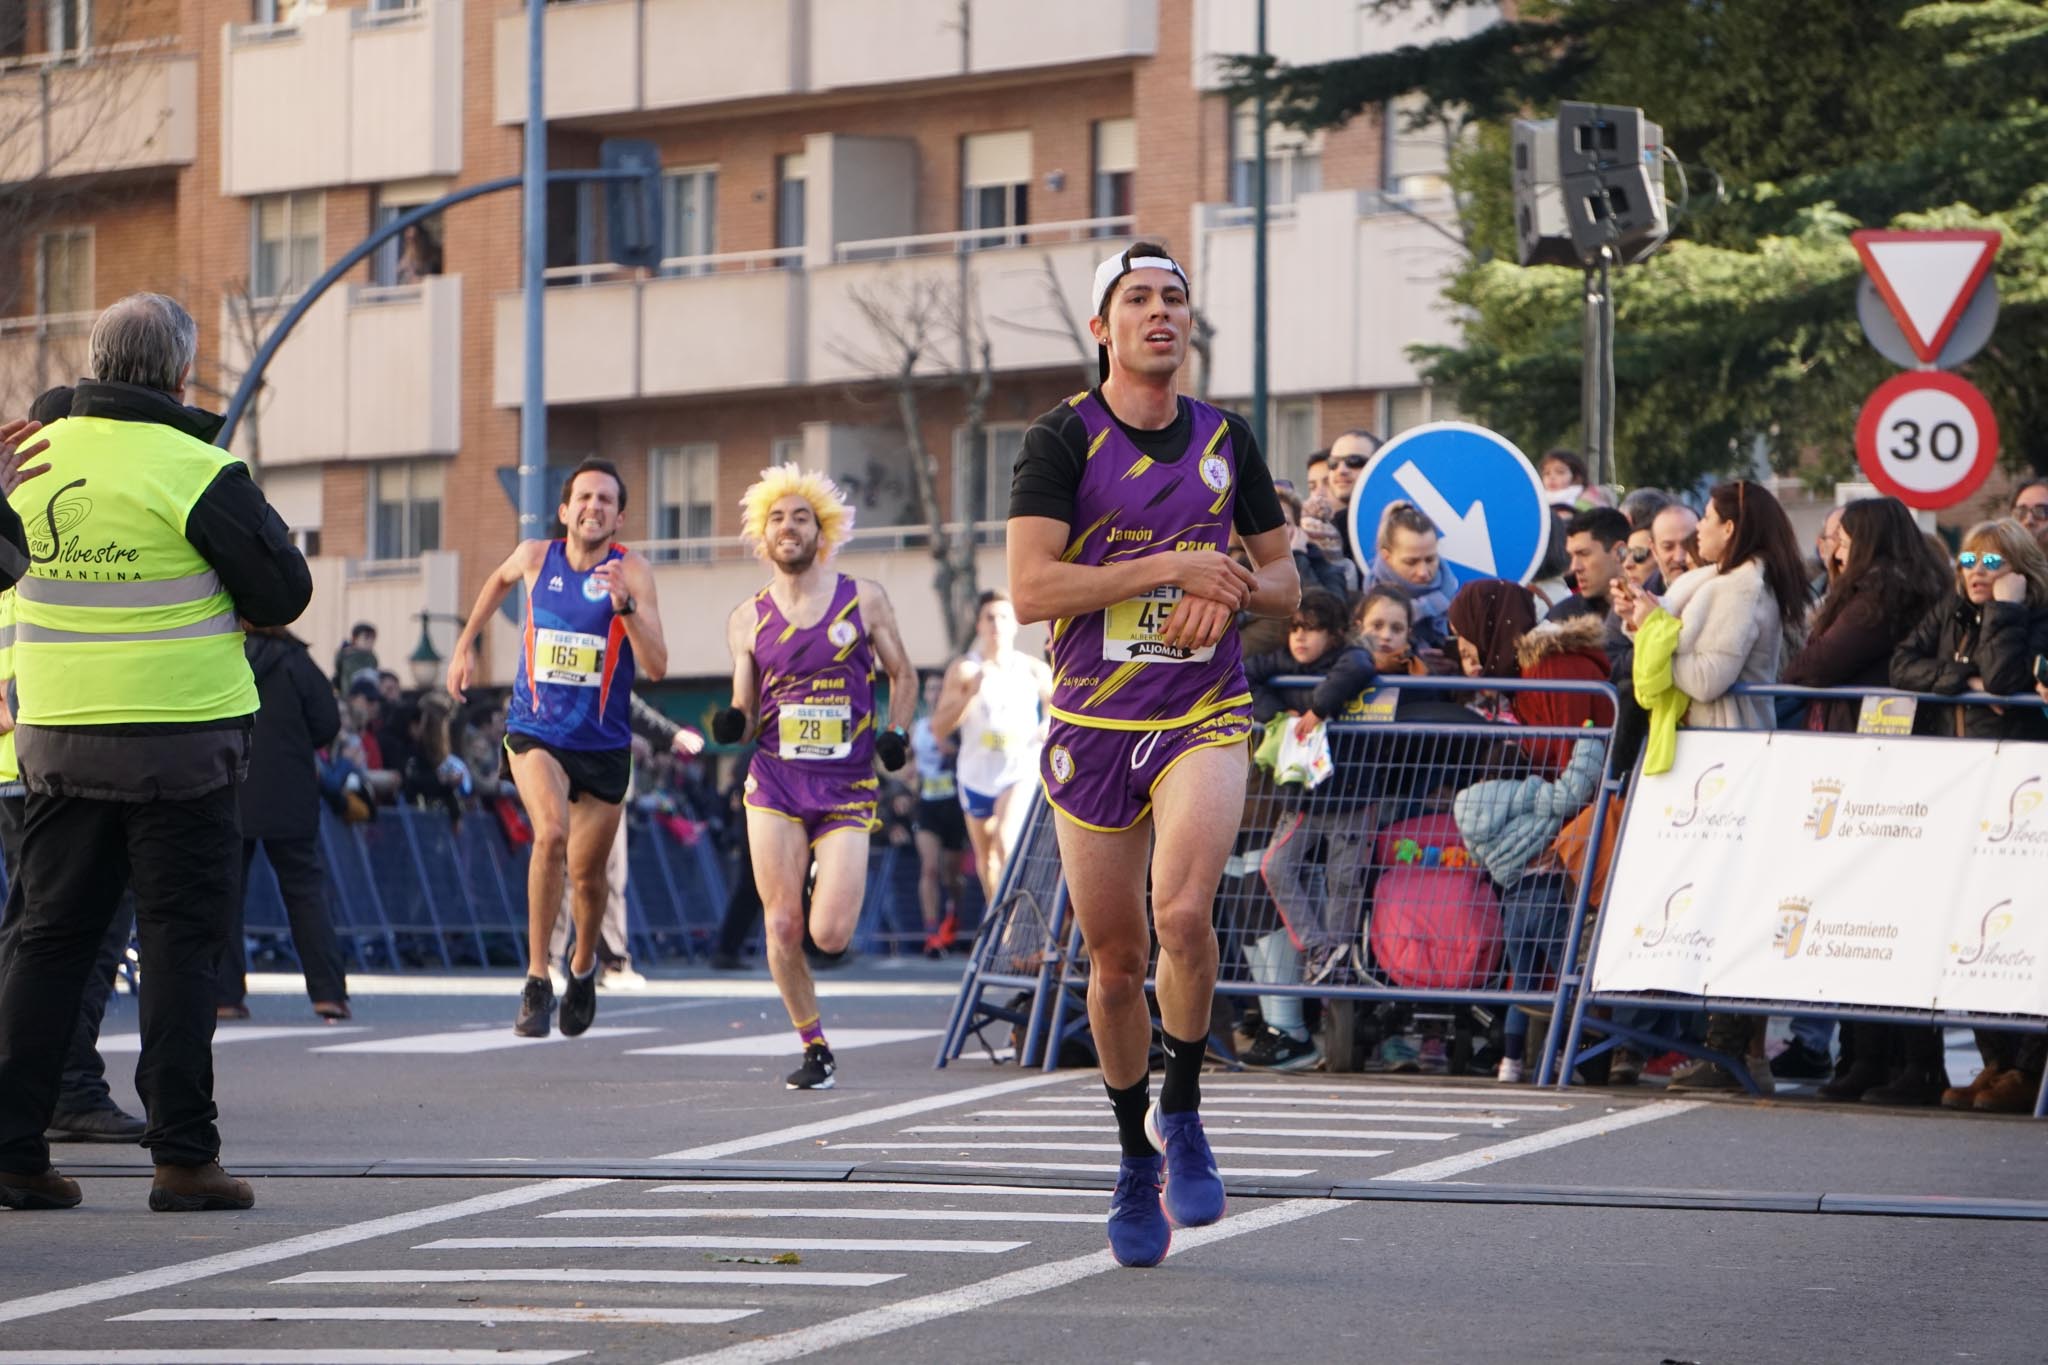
[1200,453,1230,494]
[1048,745,1075,783]
[581,575,611,603]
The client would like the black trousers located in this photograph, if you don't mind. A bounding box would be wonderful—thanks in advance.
[0,784,240,1171]
[218,836,349,1007]
[0,795,134,1115]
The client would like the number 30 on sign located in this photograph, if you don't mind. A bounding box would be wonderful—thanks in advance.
[1853,370,1999,511]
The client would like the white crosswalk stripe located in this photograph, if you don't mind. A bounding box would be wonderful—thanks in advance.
[415,1235,1030,1254]
[647,1182,1108,1198]
[276,1269,905,1289]
[825,1140,1395,1158]
[113,1307,755,1325]
[899,1123,1454,1141]
[977,1106,1518,1126]
[312,1028,657,1055]
[539,1207,1101,1224]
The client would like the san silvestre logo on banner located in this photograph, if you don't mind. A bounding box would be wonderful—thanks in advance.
[1977,774,2048,857]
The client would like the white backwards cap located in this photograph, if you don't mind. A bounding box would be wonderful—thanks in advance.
[1091,245,1189,382]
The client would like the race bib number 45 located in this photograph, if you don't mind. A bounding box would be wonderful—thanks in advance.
[1104,586,1215,664]
[534,629,604,686]
[779,702,853,761]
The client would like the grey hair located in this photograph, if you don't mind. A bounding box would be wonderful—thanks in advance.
[89,292,199,395]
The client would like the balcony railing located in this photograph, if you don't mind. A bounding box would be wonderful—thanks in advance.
[831,216,1133,263]
[542,245,802,288]
[639,520,1006,565]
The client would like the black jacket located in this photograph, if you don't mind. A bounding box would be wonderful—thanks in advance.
[1890,594,2048,741]
[11,381,315,801]
[238,632,341,840]
[1246,643,1383,810]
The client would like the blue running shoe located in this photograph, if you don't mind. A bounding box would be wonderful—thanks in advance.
[1107,1155,1171,1268]
[1145,1102,1226,1227]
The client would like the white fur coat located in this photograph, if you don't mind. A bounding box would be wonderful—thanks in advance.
[1660,559,1782,731]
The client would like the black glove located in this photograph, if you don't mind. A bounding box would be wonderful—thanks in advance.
[710,706,747,744]
[874,726,909,771]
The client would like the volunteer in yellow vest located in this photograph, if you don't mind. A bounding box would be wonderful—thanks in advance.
[0,387,148,1148]
[0,294,312,1215]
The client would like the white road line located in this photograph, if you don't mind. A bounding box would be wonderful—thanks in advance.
[654,1070,1074,1161]
[276,1270,903,1289]
[0,1072,1073,1326]
[887,1160,1316,1177]
[647,1183,1108,1199]
[97,1026,369,1052]
[977,1107,1517,1127]
[113,1307,754,1326]
[1374,1099,1704,1183]
[0,1179,608,1327]
[1030,1091,1569,1112]
[627,1029,940,1058]
[827,1141,1393,1158]
[244,972,958,1000]
[313,1027,657,1055]
[659,1198,1349,1365]
[0,1354,587,1364]
[901,1123,1452,1142]
[417,1236,1026,1254]
[540,1208,1101,1225]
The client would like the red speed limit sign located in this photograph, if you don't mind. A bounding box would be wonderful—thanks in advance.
[1853,370,1999,510]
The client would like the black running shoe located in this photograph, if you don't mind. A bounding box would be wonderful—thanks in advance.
[559,967,598,1037]
[785,1041,837,1090]
[514,976,554,1038]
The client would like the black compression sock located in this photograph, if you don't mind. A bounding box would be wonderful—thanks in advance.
[1105,1076,1154,1159]
[1159,1030,1204,1115]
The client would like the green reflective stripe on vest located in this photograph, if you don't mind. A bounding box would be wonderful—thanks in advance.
[8,415,257,728]
[16,609,241,645]
[0,591,14,782]
[15,568,225,608]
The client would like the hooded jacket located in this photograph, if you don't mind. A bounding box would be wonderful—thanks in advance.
[1513,615,1617,775]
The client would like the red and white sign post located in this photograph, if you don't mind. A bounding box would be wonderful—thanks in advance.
[1849,229,2001,510]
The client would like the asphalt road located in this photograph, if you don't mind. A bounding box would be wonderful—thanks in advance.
[2,961,2044,1365]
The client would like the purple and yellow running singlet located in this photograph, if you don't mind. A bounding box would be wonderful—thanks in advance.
[509,539,634,751]
[1047,393,1252,732]
[1040,393,1256,831]
[745,573,881,841]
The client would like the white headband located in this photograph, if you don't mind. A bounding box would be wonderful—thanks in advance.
[1093,252,1188,315]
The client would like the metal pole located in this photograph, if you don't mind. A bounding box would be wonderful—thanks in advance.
[1250,0,1269,451]
[519,0,549,542]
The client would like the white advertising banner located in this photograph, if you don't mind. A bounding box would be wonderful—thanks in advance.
[1592,730,2048,1018]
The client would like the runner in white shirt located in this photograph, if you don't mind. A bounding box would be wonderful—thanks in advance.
[932,591,1053,899]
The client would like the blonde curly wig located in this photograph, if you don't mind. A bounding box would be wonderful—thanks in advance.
[738,463,854,561]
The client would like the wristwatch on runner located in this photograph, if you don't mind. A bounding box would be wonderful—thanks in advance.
[617,595,637,617]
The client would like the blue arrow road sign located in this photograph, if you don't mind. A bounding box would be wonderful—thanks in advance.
[1345,422,1551,585]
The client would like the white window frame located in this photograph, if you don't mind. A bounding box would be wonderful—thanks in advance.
[659,166,719,277]
[961,131,1032,250]
[775,153,806,252]
[250,191,324,301]
[649,443,718,562]
[36,226,92,316]
[1091,118,1135,233]
[47,0,90,55]
[1381,385,1463,437]
[1384,95,1455,203]
[1270,398,1318,490]
[952,421,1027,524]
[1230,104,1322,208]
[368,459,443,561]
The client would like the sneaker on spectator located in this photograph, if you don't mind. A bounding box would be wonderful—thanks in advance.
[1609,1048,1643,1087]
[1418,1033,1449,1075]
[599,964,647,992]
[1242,1027,1321,1073]
[1304,944,1350,985]
[1496,1057,1525,1084]
[1771,1038,1832,1081]
[1642,1050,1688,1078]
[1666,1058,1741,1091]
[1378,1035,1422,1073]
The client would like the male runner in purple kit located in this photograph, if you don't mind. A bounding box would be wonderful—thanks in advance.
[711,465,918,1090]
[1008,243,1299,1266]
[448,458,668,1039]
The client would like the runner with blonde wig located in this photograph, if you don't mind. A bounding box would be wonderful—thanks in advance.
[739,463,854,560]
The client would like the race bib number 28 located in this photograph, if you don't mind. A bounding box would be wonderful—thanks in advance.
[779,703,853,761]
[1104,586,1215,664]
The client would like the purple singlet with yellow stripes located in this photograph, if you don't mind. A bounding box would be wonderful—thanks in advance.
[1047,393,1251,732]
[746,574,881,840]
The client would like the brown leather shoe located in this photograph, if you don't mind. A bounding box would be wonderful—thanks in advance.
[0,1167,82,1209]
[1942,1065,2004,1111]
[148,1161,255,1212]
[1974,1069,2040,1116]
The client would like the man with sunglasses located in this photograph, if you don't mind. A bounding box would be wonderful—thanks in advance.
[1325,430,1379,565]
[2013,479,2048,554]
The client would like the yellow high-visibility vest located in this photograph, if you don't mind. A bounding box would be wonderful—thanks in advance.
[0,590,16,782]
[7,416,256,727]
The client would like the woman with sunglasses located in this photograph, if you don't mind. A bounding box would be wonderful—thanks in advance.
[1891,519,2048,1114]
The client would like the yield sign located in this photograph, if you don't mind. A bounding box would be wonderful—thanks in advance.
[1851,229,2000,364]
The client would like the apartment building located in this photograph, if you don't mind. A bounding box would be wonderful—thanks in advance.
[0,0,1484,694]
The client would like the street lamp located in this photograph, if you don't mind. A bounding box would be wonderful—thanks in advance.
[409,609,441,691]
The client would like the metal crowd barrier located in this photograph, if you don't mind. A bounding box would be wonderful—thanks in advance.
[1561,683,2048,1120]
[938,674,1626,1084]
